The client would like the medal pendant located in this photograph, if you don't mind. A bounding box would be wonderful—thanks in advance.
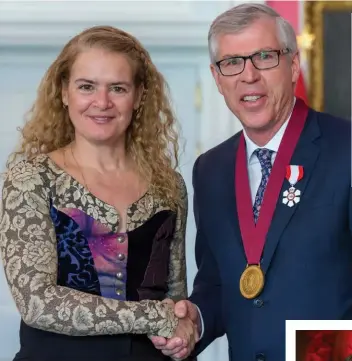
[282,186,301,207]
[239,264,265,299]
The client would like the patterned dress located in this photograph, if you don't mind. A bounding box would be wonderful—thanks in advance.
[0,154,188,361]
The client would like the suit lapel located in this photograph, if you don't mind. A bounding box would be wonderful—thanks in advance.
[219,134,243,249]
[261,110,321,273]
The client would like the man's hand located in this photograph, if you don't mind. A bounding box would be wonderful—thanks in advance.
[150,300,200,360]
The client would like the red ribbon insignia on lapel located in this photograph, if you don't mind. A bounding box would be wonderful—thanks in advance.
[282,165,304,207]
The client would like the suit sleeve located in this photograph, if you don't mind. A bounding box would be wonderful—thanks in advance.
[188,156,225,355]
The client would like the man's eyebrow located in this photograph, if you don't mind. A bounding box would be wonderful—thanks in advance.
[219,48,276,60]
[220,53,241,59]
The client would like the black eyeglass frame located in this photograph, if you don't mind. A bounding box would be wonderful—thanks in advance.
[215,48,291,76]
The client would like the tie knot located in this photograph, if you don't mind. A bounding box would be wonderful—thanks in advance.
[254,148,274,169]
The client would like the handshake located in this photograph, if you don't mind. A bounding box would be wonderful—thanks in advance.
[150,299,200,360]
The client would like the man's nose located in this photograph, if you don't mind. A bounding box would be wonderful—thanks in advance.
[239,59,261,83]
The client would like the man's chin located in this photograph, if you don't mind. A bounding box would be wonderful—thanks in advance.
[242,118,273,132]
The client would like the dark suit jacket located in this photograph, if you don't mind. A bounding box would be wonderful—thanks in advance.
[189,107,352,361]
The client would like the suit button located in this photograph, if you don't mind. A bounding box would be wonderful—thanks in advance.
[255,353,266,361]
[253,298,264,308]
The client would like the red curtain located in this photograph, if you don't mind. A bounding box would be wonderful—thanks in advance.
[266,1,308,106]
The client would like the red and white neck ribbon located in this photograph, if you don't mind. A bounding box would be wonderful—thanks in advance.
[285,165,304,186]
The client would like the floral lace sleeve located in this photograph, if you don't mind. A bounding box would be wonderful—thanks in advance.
[0,160,178,337]
[166,173,188,301]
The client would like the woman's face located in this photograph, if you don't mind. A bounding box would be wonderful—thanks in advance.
[62,47,142,145]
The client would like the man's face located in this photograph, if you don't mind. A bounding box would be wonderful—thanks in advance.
[211,17,300,134]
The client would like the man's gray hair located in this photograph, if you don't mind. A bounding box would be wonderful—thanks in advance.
[208,3,298,64]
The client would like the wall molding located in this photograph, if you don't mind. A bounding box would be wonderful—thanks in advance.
[0,21,211,48]
[0,1,227,48]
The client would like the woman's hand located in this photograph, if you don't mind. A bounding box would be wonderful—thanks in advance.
[151,300,200,360]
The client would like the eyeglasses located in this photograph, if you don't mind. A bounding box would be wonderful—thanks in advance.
[215,48,291,76]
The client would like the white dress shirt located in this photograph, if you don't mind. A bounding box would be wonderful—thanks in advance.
[243,119,288,204]
[243,99,295,204]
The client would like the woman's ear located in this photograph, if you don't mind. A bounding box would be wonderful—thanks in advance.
[134,85,144,110]
[62,82,68,107]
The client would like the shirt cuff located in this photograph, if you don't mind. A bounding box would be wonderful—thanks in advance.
[195,304,204,339]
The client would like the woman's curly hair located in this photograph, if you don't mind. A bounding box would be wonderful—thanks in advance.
[8,25,184,211]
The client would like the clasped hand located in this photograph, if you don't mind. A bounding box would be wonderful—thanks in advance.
[150,299,200,360]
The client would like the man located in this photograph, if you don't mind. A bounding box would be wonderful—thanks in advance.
[152,3,352,361]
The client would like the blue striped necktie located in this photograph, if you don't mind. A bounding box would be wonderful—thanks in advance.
[253,148,274,223]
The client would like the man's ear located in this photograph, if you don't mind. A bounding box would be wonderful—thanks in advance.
[291,51,301,84]
[210,63,224,95]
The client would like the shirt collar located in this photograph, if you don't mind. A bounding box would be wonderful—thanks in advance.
[243,97,296,164]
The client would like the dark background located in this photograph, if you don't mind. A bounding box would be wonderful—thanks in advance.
[296,331,310,361]
[323,10,351,120]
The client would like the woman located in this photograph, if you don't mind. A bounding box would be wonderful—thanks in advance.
[0,25,195,361]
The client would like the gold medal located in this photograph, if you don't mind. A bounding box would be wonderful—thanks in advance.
[239,264,264,299]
